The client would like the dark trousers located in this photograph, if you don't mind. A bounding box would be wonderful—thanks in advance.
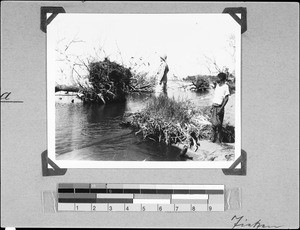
[161,81,167,96]
[211,105,224,143]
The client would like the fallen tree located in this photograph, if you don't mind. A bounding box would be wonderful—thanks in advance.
[55,84,81,93]
[80,58,132,103]
[55,58,156,104]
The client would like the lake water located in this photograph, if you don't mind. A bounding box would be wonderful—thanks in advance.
[55,81,214,161]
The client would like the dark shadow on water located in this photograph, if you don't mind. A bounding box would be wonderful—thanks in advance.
[194,89,211,97]
[55,81,225,161]
[83,102,127,123]
[56,96,185,161]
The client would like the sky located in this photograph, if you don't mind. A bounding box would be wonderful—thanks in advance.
[48,14,241,83]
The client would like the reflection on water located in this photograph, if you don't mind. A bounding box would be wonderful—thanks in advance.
[56,81,213,161]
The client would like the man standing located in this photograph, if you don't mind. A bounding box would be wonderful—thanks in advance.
[211,72,230,144]
[155,54,169,96]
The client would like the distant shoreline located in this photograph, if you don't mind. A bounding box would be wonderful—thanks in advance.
[55,86,236,128]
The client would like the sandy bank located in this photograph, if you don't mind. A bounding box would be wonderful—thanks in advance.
[173,141,235,162]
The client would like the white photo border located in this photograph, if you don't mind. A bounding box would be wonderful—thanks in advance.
[47,13,241,169]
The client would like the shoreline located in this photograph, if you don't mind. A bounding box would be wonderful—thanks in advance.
[55,86,236,162]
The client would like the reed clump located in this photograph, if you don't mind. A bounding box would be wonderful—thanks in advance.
[123,97,235,145]
[124,95,209,145]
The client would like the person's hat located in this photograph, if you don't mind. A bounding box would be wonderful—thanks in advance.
[160,54,167,61]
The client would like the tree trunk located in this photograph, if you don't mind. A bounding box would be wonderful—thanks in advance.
[55,84,81,93]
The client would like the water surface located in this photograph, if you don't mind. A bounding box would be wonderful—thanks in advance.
[56,81,213,161]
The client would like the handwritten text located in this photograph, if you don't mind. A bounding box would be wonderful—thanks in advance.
[231,215,282,229]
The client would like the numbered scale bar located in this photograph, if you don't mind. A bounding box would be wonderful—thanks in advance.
[57,183,224,212]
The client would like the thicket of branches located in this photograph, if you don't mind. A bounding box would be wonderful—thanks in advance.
[55,37,156,104]
[190,77,210,92]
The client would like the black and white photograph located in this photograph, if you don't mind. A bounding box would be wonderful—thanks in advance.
[2,2,299,228]
[47,14,241,168]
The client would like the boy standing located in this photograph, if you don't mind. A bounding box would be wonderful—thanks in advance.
[211,72,230,144]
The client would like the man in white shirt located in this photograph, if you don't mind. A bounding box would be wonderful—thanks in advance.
[211,72,230,144]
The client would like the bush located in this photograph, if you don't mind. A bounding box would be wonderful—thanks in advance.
[78,58,132,104]
[183,75,197,81]
[126,95,201,145]
[191,77,210,91]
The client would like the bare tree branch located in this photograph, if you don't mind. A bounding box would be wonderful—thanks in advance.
[203,54,222,73]
[115,42,124,65]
